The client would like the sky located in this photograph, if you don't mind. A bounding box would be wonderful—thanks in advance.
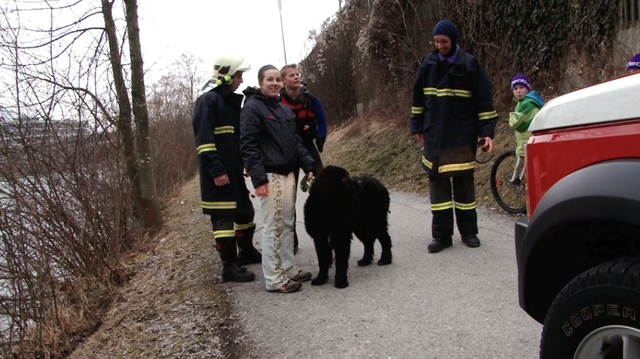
[137,0,341,90]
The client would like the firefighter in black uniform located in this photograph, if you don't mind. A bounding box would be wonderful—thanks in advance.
[411,20,498,253]
[193,53,261,282]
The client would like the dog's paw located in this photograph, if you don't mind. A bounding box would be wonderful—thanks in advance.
[311,274,328,286]
[334,272,349,289]
[378,253,392,266]
[357,258,372,267]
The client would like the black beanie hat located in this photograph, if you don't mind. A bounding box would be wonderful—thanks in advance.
[433,20,458,54]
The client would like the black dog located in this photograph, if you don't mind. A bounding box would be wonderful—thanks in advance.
[303,165,392,289]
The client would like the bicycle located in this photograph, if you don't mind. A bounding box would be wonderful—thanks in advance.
[490,150,527,214]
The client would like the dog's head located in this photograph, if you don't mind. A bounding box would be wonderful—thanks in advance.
[309,165,357,196]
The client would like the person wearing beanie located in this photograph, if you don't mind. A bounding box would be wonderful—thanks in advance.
[628,53,640,73]
[432,19,458,58]
[192,53,262,283]
[411,19,499,253]
[508,73,545,184]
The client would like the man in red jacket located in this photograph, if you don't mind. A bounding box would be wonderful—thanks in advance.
[280,64,329,254]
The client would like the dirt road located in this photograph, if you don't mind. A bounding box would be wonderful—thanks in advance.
[69,177,541,359]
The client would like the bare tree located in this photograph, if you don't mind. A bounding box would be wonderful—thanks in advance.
[147,53,203,197]
[0,0,190,354]
[148,53,205,121]
[0,1,134,355]
[101,0,144,224]
[123,0,162,229]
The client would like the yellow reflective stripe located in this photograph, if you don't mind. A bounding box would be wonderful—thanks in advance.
[423,87,471,97]
[431,201,454,211]
[421,156,433,169]
[424,87,437,96]
[478,111,498,120]
[452,89,471,98]
[235,222,255,231]
[454,201,477,210]
[197,143,217,154]
[412,107,424,115]
[201,201,237,210]
[214,126,234,135]
[213,229,236,239]
[436,89,471,97]
[439,161,476,173]
[424,156,474,173]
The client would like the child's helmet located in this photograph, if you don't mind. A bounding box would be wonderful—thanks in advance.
[213,53,251,85]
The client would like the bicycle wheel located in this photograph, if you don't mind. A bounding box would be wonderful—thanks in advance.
[490,150,527,214]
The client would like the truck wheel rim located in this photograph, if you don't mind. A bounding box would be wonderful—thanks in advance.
[574,325,640,359]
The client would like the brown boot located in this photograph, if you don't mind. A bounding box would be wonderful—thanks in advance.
[267,279,302,293]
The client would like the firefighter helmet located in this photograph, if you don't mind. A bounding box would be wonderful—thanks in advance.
[213,53,251,85]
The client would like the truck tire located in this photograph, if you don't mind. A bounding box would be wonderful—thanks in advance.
[540,257,640,359]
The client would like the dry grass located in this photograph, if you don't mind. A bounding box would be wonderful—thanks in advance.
[67,178,255,359]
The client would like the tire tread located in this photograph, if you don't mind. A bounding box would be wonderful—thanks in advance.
[540,256,640,358]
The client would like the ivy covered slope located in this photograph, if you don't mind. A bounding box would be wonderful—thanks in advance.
[301,0,622,125]
[301,0,626,205]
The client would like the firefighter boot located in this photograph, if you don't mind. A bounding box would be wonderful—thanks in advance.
[461,234,481,248]
[216,238,255,283]
[427,236,453,253]
[236,226,261,265]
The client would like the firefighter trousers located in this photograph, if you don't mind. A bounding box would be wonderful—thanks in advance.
[428,174,478,238]
[209,172,255,241]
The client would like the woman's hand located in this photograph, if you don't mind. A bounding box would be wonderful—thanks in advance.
[255,183,269,197]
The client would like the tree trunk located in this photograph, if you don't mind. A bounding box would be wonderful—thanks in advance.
[101,0,144,229]
[123,0,163,230]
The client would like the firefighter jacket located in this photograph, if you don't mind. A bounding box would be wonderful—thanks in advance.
[193,85,245,215]
[279,86,328,144]
[240,87,315,189]
[411,47,498,177]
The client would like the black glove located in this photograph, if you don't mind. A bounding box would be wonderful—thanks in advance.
[316,137,326,153]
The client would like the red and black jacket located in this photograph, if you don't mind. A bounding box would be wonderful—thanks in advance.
[280,88,320,141]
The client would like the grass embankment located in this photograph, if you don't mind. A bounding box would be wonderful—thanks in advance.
[321,114,516,210]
